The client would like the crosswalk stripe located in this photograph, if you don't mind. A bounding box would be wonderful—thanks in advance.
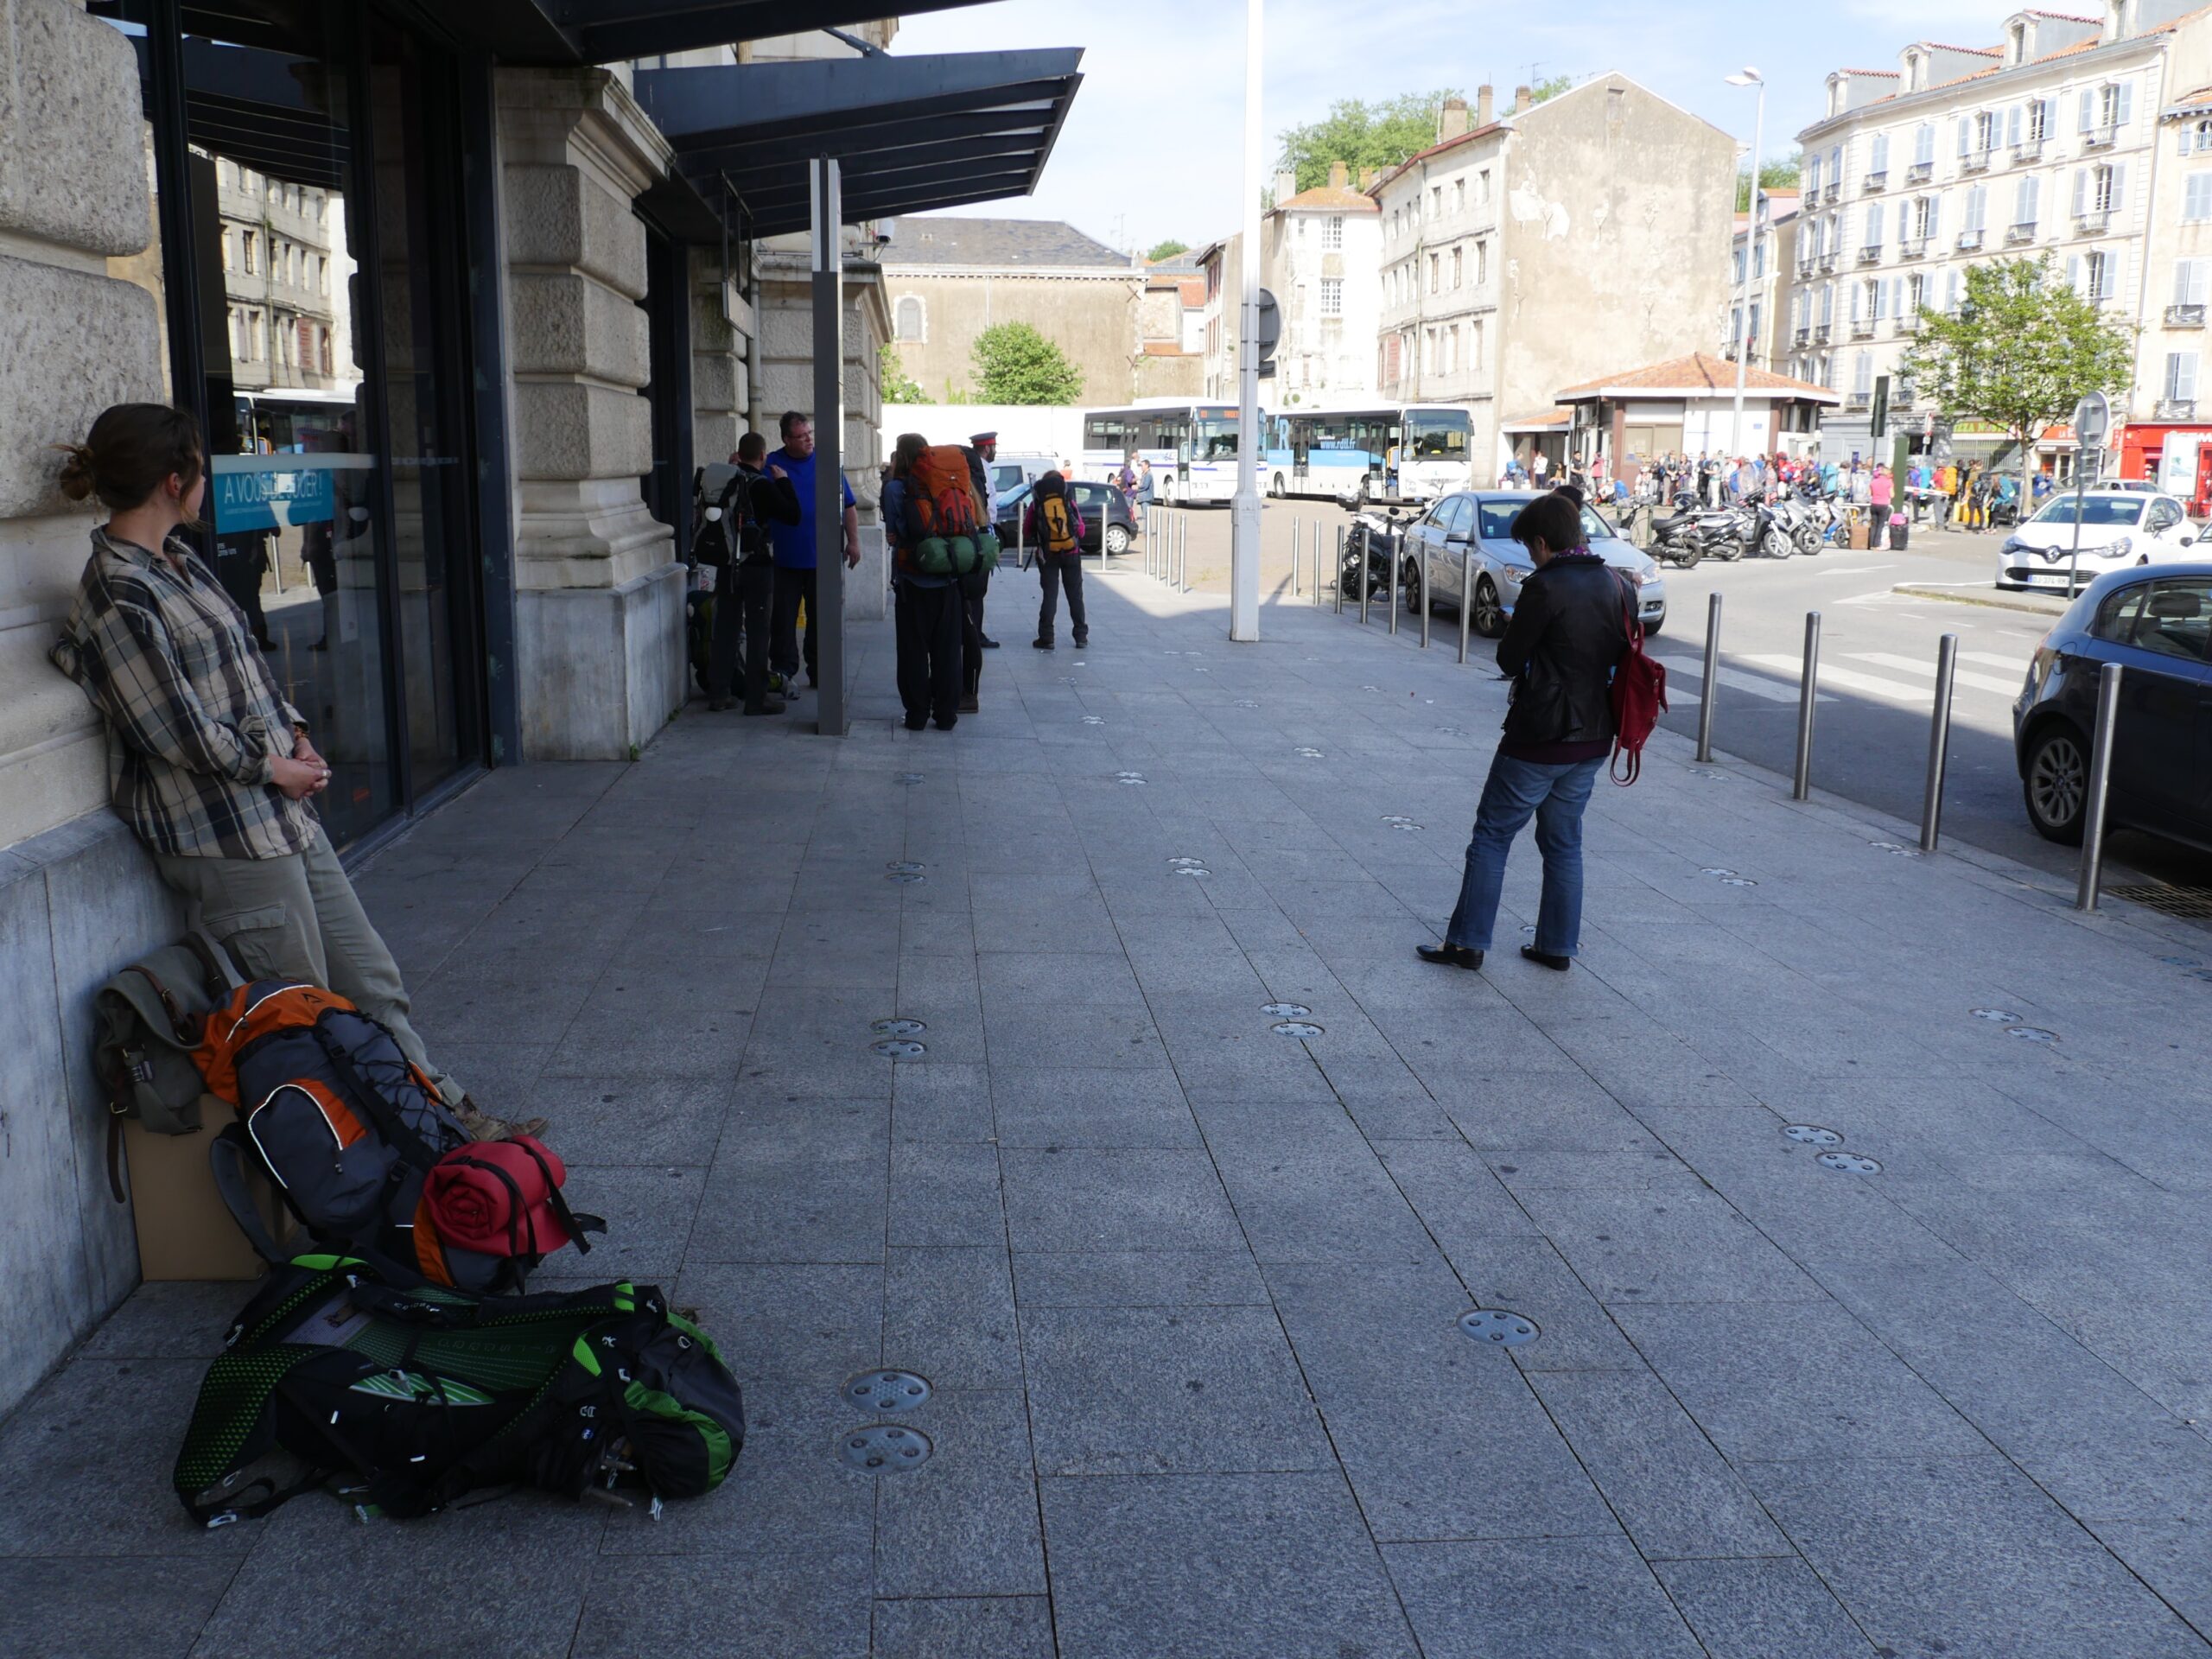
[1654,656,1836,704]
[1961,650,2033,671]
[1743,654,1932,704]
[1847,652,2024,696]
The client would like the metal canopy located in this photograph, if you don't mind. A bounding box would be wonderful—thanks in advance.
[431,0,987,67]
[632,49,1083,238]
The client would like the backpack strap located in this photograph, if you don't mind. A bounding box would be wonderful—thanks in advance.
[1611,575,1645,788]
[309,1019,446,1170]
[209,1124,289,1265]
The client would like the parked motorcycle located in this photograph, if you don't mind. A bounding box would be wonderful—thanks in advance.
[1745,491,1793,560]
[1341,509,1417,604]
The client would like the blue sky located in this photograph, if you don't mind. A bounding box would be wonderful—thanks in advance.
[893,0,2006,251]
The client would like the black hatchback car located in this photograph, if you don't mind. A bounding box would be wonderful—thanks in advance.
[2013,563,2212,848]
[995,480,1138,557]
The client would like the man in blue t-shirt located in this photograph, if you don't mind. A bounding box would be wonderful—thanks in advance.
[767,410,860,690]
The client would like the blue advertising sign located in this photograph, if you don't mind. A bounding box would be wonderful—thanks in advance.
[211,461,337,534]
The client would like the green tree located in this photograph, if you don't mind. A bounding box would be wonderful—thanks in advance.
[970,321,1084,405]
[1528,74,1573,105]
[1277,89,1462,194]
[1147,238,1191,262]
[1901,255,2137,504]
[1736,158,1802,212]
[879,343,925,404]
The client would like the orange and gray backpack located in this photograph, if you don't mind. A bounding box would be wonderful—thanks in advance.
[1036,482,1080,556]
[194,981,598,1291]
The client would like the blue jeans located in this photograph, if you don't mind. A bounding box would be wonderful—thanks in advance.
[1444,753,1605,957]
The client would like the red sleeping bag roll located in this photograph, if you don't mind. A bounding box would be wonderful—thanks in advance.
[421,1135,585,1257]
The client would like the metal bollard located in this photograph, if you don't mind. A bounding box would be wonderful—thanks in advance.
[1312,519,1325,608]
[2075,660,2123,912]
[1173,511,1183,589]
[1920,633,1958,852]
[1458,555,1473,663]
[1791,611,1821,801]
[1387,534,1400,636]
[1359,528,1373,624]
[1180,511,1191,594]
[1334,526,1345,613]
[1292,515,1301,597]
[1695,592,1721,764]
[1418,553,1430,648]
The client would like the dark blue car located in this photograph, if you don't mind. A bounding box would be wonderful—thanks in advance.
[2013,562,2212,848]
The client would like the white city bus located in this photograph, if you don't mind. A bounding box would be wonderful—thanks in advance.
[1261,403,1473,505]
[1077,401,1240,505]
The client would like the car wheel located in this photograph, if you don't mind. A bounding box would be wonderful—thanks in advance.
[1402,557,1424,610]
[2023,725,2089,846]
[1103,524,1131,556]
[1471,577,1507,639]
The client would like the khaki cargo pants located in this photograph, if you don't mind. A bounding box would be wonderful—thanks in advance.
[156,827,463,1107]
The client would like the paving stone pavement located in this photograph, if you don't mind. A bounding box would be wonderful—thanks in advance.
[8,564,2212,1658]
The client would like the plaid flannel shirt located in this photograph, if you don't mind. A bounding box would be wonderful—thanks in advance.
[49,527,315,860]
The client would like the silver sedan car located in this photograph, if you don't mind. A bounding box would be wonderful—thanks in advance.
[1405,491,1668,638]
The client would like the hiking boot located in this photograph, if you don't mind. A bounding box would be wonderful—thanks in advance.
[1072,631,1090,648]
[1033,637,1054,650]
[960,690,980,713]
[707,696,734,711]
[456,1095,548,1142]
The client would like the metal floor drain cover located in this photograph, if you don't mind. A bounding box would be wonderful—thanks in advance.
[1382,815,1414,824]
[838,1424,931,1472]
[1082,715,1106,726]
[887,871,926,884]
[1391,823,1423,832]
[1167,857,1208,868]
[843,1370,931,1413]
[1193,667,1210,674]
[2006,1026,2059,1044]
[871,1018,927,1037]
[1061,676,1080,684]
[1522,925,1538,936]
[894,772,924,785]
[1700,868,1737,878]
[1818,1152,1883,1174]
[1970,1008,2021,1023]
[1783,1124,1843,1147]
[887,861,926,874]
[1294,747,1325,759]
[1360,684,1381,692]
[1691,767,1729,779]
[2108,883,2212,920]
[1437,727,1469,738]
[1116,776,1147,786]
[1717,877,1758,888]
[1271,1020,1325,1039]
[1261,1002,1313,1019]
[1172,867,1210,878]
[871,1039,927,1058]
[1459,1309,1539,1346]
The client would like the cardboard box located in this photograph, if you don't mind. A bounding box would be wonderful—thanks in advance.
[124,1109,295,1281]
[1847,515,1871,551]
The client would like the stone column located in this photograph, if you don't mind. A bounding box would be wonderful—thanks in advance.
[496,67,684,760]
[691,246,748,462]
[0,0,178,1418]
[758,240,891,622]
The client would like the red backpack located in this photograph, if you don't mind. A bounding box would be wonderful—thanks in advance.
[1608,576,1666,785]
[905,445,980,542]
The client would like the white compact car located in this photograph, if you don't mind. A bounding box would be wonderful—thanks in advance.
[1995,490,2201,592]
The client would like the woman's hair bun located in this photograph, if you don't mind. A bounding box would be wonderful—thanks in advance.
[54,442,99,503]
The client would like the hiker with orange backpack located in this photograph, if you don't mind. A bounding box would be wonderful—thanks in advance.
[1024,471,1089,651]
[886,433,990,729]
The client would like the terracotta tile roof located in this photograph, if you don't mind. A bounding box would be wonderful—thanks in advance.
[1277,186,1379,213]
[1501,407,1574,429]
[1555,352,1834,399]
[1923,41,2002,54]
[1141,342,1196,357]
[1847,4,2212,111]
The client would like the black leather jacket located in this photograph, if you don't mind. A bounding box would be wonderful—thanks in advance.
[1496,553,1630,749]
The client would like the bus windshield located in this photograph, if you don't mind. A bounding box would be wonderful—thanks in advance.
[1196,418,1237,461]
[1405,410,1470,459]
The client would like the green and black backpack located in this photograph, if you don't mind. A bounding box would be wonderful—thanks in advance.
[175,1255,743,1525]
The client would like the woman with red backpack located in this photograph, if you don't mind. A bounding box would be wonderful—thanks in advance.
[1025,471,1089,650]
[1418,491,1632,976]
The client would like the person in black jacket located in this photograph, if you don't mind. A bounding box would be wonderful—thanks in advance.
[705,432,802,715]
[1419,491,1629,974]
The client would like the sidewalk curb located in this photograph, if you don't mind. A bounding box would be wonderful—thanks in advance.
[1891,583,2069,617]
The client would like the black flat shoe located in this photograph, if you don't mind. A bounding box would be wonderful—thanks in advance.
[1033,638,1054,650]
[1416,943,1483,971]
[981,635,1001,649]
[1521,945,1572,971]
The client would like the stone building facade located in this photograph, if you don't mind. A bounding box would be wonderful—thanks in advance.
[1195,165,1383,404]
[1783,0,2212,474]
[0,1,927,1421]
[1373,78,1738,485]
[1725,188,1803,376]
[880,217,1140,405]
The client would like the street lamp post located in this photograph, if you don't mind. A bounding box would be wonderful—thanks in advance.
[1726,68,1765,461]
[1230,0,1263,642]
